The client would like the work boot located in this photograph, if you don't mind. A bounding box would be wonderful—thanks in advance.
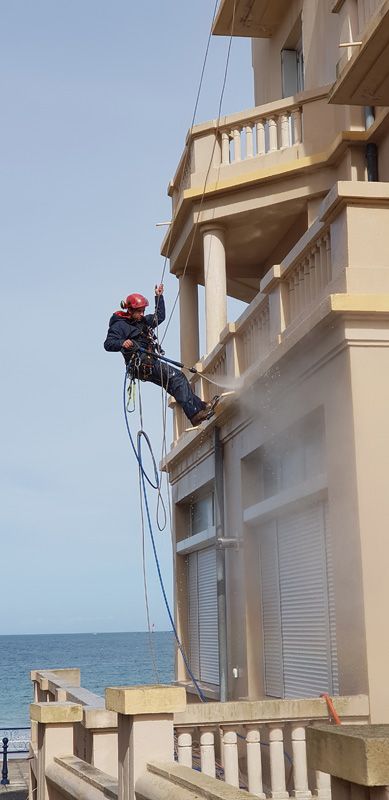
[190,396,220,427]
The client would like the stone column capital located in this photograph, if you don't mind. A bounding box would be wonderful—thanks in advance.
[200,223,225,236]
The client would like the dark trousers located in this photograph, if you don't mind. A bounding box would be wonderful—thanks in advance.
[145,361,205,421]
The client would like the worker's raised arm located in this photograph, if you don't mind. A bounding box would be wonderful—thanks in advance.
[150,283,165,327]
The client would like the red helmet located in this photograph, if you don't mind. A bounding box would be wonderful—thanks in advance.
[121,293,149,310]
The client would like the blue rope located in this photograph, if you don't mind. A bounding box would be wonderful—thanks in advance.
[122,370,206,702]
[123,369,159,489]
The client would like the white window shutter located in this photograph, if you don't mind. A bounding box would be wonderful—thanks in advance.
[278,505,333,697]
[198,547,219,684]
[260,520,284,697]
[281,49,299,98]
[188,552,200,679]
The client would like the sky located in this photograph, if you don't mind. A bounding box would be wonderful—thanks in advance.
[0,1,253,634]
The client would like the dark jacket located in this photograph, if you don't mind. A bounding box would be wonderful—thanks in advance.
[104,296,165,364]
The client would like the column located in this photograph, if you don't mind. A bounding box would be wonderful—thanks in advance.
[106,684,186,800]
[30,701,82,800]
[202,225,227,354]
[179,274,199,369]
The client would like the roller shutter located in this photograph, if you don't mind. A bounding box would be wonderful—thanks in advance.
[188,547,219,685]
[260,502,338,698]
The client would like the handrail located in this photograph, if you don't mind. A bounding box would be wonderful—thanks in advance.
[173,693,369,726]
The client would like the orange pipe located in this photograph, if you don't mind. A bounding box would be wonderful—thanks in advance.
[320,693,341,725]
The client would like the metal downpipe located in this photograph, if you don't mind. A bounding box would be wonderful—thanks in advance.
[364,106,379,182]
[214,427,228,702]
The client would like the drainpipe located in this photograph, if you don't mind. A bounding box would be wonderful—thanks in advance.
[214,427,228,702]
[364,106,379,182]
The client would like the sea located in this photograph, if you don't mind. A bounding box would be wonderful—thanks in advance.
[0,631,174,729]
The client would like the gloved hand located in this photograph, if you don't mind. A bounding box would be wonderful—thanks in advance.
[155,284,164,296]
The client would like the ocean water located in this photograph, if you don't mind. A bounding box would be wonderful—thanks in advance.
[0,631,174,728]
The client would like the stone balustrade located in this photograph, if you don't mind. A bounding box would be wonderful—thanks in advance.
[169,87,330,207]
[173,695,369,798]
[28,678,369,800]
[219,106,302,166]
[280,229,332,327]
[169,181,389,446]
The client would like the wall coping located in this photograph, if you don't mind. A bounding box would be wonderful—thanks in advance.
[30,702,83,724]
[105,685,186,715]
[307,724,389,786]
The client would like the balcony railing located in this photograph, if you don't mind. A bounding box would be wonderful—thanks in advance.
[29,676,370,800]
[170,87,330,209]
[174,695,369,796]
[219,106,302,166]
[170,182,389,445]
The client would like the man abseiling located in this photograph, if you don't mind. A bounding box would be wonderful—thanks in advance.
[104,284,219,426]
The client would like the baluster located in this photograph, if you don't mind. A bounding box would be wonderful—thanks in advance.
[246,125,254,158]
[288,277,295,323]
[313,245,322,294]
[280,113,290,148]
[256,119,266,155]
[233,128,242,162]
[309,251,317,300]
[292,108,303,144]
[200,728,216,778]
[318,238,328,290]
[246,727,266,798]
[221,131,230,165]
[299,263,306,308]
[291,725,311,799]
[177,729,192,768]
[268,117,278,151]
[315,770,331,800]
[269,725,289,799]
[294,270,301,316]
[325,232,332,283]
[304,257,311,305]
[223,729,239,787]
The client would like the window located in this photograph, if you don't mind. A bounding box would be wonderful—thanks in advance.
[260,501,338,698]
[190,494,214,536]
[188,547,219,685]
[281,16,304,98]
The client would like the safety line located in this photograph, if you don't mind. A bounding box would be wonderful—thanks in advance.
[160,0,238,346]
[122,370,206,701]
[158,0,220,291]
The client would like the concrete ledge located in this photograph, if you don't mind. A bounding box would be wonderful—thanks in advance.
[105,685,186,716]
[46,757,117,800]
[307,724,389,786]
[174,694,369,726]
[30,702,83,724]
[147,761,260,799]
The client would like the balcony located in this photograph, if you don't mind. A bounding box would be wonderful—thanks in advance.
[167,180,389,451]
[330,0,389,105]
[30,668,369,800]
[212,0,290,37]
[162,87,369,303]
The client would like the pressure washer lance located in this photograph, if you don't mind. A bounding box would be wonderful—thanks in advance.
[133,345,220,385]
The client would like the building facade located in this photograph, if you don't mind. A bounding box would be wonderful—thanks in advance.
[162,0,389,723]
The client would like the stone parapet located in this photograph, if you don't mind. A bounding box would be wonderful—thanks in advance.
[307,724,389,787]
